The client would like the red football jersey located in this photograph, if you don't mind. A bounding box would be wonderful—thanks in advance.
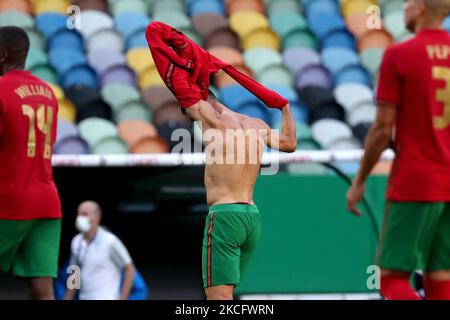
[0,70,62,220]
[377,29,450,201]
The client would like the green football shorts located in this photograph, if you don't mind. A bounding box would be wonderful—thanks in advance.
[376,202,450,272]
[202,203,261,288]
[0,218,61,278]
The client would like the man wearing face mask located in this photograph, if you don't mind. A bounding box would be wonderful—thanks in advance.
[64,201,136,300]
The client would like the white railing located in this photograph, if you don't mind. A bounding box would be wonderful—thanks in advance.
[52,150,395,167]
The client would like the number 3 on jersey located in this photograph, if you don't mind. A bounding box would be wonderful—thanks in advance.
[433,66,450,130]
[22,104,54,159]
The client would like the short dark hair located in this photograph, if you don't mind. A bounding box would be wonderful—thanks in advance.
[0,26,30,66]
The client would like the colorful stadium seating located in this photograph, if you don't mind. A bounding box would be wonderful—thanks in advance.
[0,0,448,158]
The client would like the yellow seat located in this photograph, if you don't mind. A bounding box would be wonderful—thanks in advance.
[126,48,155,76]
[33,0,71,15]
[139,66,165,89]
[342,0,378,17]
[58,98,77,123]
[242,27,280,51]
[229,10,269,38]
[47,82,64,101]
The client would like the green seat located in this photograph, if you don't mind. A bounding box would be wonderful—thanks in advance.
[360,48,384,77]
[282,29,317,50]
[26,28,45,50]
[268,0,302,14]
[111,0,148,17]
[26,48,48,70]
[380,0,404,13]
[152,11,191,30]
[384,10,408,41]
[92,137,129,155]
[297,139,322,150]
[153,0,185,14]
[243,47,283,75]
[269,12,307,38]
[78,117,118,148]
[0,11,34,28]
[256,65,293,87]
[180,28,202,46]
[115,100,153,123]
[101,84,141,111]
[30,64,58,84]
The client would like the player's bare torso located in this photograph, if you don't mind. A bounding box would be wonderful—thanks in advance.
[201,110,266,206]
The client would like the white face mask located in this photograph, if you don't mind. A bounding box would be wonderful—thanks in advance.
[75,216,92,233]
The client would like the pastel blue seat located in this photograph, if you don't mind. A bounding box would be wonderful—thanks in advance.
[35,13,67,38]
[49,47,86,75]
[61,65,99,89]
[47,29,84,51]
[321,47,359,75]
[115,12,150,39]
[333,65,371,87]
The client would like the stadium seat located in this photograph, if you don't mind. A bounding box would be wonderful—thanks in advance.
[30,64,59,84]
[283,47,321,74]
[295,65,331,90]
[79,10,114,40]
[115,12,150,40]
[26,48,48,70]
[0,10,34,28]
[92,137,129,154]
[114,100,152,123]
[111,0,147,17]
[191,12,229,37]
[49,47,86,75]
[141,86,178,111]
[229,11,269,38]
[101,84,141,111]
[33,0,70,15]
[130,137,169,154]
[26,28,46,50]
[282,29,317,50]
[334,83,374,111]
[118,119,158,147]
[227,0,264,15]
[256,65,293,87]
[54,137,91,155]
[61,64,99,89]
[35,13,67,38]
[101,65,137,87]
[87,28,124,53]
[78,117,118,148]
[244,47,283,74]
[321,47,359,75]
[220,85,258,110]
[88,49,126,75]
[242,27,280,51]
[47,29,84,51]
[311,119,353,149]
[0,0,32,14]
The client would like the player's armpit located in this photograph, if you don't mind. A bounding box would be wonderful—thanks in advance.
[266,129,297,153]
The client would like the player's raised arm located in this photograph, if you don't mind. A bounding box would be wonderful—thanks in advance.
[255,103,297,153]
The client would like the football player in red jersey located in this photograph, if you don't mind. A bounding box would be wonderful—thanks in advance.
[347,0,450,300]
[0,26,62,300]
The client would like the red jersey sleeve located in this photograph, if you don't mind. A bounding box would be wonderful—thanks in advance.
[146,22,192,69]
[376,46,401,106]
